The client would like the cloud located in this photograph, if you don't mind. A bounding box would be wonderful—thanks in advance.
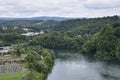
[0,0,119,18]
[84,0,120,9]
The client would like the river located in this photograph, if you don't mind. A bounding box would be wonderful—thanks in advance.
[47,52,120,80]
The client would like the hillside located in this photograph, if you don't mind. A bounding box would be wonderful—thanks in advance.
[0,16,71,21]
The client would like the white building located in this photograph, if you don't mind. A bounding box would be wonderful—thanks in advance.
[21,32,35,36]
[40,31,44,34]
[21,31,44,36]
[23,28,31,31]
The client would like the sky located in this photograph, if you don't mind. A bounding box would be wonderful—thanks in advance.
[0,0,119,18]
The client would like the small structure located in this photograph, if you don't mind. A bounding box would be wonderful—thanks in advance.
[2,27,7,30]
[40,30,44,34]
[21,31,44,36]
[0,46,11,56]
[22,28,31,31]
[14,27,17,29]
[21,32,35,36]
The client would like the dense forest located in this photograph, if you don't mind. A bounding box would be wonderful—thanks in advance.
[0,15,120,80]
[82,22,120,60]
[29,15,120,61]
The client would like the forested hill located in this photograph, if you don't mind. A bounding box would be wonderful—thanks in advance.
[29,15,120,61]
[1,15,120,80]
[0,20,44,27]
[82,22,120,61]
[0,15,119,33]
[0,15,120,61]
[52,15,120,33]
[0,16,70,21]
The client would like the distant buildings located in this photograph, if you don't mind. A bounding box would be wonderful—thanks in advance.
[40,31,44,34]
[14,27,17,29]
[22,28,31,31]
[2,27,7,30]
[21,31,44,36]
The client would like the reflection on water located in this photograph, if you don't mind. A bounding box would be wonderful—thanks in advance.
[47,53,120,80]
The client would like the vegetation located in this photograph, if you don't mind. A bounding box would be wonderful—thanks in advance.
[0,28,29,46]
[21,45,54,80]
[29,15,120,61]
[30,32,84,51]
[82,22,120,60]
[0,15,120,80]
[0,71,29,80]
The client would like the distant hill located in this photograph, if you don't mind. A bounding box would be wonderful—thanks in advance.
[0,16,71,21]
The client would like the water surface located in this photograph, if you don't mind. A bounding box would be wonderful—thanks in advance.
[47,52,120,80]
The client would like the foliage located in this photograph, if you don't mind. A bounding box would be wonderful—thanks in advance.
[0,71,29,80]
[30,32,84,51]
[25,46,54,73]
[0,15,120,80]
[82,22,120,61]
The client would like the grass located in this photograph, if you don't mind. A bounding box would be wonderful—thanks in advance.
[21,71,47,80]
[0,54,27,60]
[0,54,29,80]
[0,55,12,60]
[21,62,29,68]
[0,71,30,80]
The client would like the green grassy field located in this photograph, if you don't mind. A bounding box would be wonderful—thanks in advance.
[0,71,29,80]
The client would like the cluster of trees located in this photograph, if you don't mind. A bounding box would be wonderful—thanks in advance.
[0,20,43,27]
[51,16,119,32]
[0,33,29,46]
[12,45,55,80]
[26,46,54,73]
[0,27,30,46]
[82,22,120,60]
[22,45,54,80]
[30,32,84,51]
[12,44,55,74]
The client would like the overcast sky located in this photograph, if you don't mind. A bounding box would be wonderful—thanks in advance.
[0,0,119,18]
